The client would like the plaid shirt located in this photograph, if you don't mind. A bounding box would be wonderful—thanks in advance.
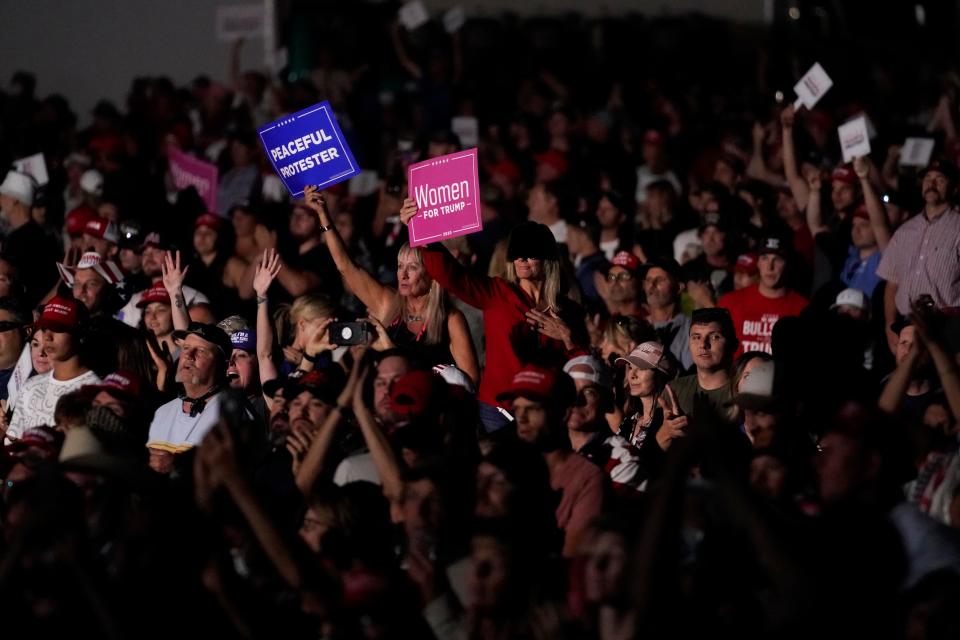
[877,207,960,314]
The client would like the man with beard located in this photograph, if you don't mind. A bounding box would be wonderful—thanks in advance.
[242,202,341,303]
[878,159,960,351]
[146,322,231,456]
[497,365,605,557]
[117,232,209,327]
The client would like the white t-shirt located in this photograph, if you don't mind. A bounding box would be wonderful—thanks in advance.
[7,369,102,440]
[548,219,568,244]
[147,392,224,454]
[117,284,209,328]
[600,238,620,261]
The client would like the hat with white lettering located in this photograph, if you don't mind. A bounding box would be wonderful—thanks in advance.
[757,236,788,259]
[84,217,120,244]
[563,355,612,387]
[56,251,125,287]
[0,170,36,206]
[615,341,676,378]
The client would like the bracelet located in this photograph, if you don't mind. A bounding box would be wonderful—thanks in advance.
[256,295,268,305]
[317,224,332,234]
[303,351,320,364]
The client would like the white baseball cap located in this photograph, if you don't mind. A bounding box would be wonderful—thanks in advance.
[57,251,125,287]
[830,288,868,312]
[0,170,36,206]
[563,355,611,386]
[80,169,104,197]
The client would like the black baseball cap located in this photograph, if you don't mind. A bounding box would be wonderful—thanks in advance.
[172,322,232,358]
[507,221,558,261]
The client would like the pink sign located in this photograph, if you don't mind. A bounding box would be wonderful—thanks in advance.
[168,146,219,213]
[407,148,482,247]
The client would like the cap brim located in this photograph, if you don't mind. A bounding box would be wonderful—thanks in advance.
[37,319,75,333]
[734,392,778,410]
[614,355,654,370]
[495,389,551,403]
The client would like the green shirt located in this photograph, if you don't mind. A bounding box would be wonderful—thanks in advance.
[668,373,738,428]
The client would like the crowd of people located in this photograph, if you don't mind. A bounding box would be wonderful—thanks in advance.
[2,10,960,639]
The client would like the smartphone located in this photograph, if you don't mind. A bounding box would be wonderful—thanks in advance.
[329,321,374,346]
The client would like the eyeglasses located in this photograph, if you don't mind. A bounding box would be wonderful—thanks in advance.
[606,272,635,282]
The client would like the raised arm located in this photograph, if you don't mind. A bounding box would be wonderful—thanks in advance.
[747,121,786,187]
[853,156,892,250]
[390,21,423,80]
[804,171,827,236]
[399,198,500,309]
[253,249,282,397]
[294,357,360,495]
[446,309,480,384]
[352,361,404,504]
[161,251,191,331]
[780,105,811,211]
[304,185,394,318]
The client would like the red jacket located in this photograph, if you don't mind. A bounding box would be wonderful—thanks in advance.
[420,245,586,407]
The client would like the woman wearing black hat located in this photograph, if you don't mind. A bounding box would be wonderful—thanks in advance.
[400,199,588,433]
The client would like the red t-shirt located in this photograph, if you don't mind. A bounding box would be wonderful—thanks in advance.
[718,284,808,356]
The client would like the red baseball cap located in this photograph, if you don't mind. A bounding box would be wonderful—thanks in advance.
[831,165,857,185]
[533,149,568,176]
[84,217,120,243]
[37,296,86,333]
[83,370,142,401]
[735,252,759,275]
[136,281,171,308]
[65,206,99,236]
[6,426,63,459]
[496,365,575,406]
[389,370,446,418]
[194,213,224,231]
[851,204,870,221]
[604,250,642,274]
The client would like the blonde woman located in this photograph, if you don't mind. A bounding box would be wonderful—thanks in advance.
[303,185,478,382]
[399,199,587,433]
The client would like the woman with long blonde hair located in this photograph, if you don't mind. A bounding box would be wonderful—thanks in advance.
[399,199,587,433]
[302,186,478,382]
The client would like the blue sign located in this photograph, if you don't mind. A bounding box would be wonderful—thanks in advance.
[257,101,359,197]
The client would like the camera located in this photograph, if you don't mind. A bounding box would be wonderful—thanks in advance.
[329,321,374,346]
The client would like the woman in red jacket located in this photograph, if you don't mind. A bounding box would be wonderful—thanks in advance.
[400,198,587,432]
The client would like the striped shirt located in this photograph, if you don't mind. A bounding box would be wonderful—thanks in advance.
[876,207,960,315]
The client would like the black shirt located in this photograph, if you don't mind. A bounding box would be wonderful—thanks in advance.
[2,220,59,306]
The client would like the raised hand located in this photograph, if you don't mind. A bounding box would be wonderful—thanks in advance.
[852,155,869,179]
[655,384,688,451]
[286,423,316,476]
[365,315,396,352]
[399,197,418,226]
[779,104,796,129]
[253,248,282,298]
[161,250,189,294]
[304,317,336,355]
[303,184,328,217]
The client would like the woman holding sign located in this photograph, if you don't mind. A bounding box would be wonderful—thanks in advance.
[399,198,588,433]
[302,185,479,383]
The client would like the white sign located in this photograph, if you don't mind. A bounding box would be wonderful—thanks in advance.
[13,153,48,186]
[900,137,936,167]
[216,5,265,41]
[837,116,871,163]
[443,6,466,33]
[793,62,833,110]
[399,1,430,31]
[451,116,479,147]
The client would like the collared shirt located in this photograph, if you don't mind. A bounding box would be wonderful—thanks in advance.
[841,245,883,298]
[147,392,224,453]
[877,207,960,314]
